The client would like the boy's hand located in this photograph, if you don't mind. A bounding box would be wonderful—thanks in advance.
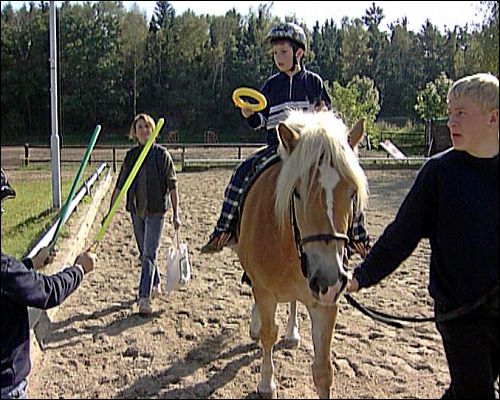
[241,107,254,119]
[74,252,96,274]
[346,275,360,293]
[31,246,56,270]
[313,100,327,112]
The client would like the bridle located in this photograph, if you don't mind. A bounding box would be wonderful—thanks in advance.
[290,191,412,329]
[290,188,349,278]
[289,187,480,330]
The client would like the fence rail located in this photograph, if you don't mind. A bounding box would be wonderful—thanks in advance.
[19,142,267,172]
[18,142,428,171]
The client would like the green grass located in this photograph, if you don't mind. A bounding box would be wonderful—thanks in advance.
[1,165,95,259]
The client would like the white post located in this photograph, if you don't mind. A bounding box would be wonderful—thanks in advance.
[49,1,61,209]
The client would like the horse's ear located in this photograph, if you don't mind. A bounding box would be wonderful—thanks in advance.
[277,123,300,154]
[348,119,365,148]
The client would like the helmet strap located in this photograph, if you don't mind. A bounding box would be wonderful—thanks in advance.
[290,46,303,73]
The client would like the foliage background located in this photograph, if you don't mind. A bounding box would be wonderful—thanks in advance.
[1,1,498,144]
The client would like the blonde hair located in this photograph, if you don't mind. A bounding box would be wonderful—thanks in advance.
[274,110,368,229]
[129,113,156,140]
[447,73,499,112]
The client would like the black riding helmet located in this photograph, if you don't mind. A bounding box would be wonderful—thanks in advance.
[266,22,307,71]
[1,167,16,203]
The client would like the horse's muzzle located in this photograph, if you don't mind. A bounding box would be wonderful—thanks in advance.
[309,271,348,306]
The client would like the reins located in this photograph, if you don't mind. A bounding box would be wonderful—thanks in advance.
[344,283,498,327]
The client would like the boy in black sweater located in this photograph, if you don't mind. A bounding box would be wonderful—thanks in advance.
[347,72,499,399]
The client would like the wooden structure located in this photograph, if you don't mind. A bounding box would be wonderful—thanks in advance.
[379,139,407,159]
[204,130,219,143]
[164,130,178,143]
[425,118,452,156]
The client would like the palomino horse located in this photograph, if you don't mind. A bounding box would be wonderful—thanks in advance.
[236,110,368,398]
[247,118,366,349]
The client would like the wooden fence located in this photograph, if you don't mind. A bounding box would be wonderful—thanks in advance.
[20,143,266,172]
[17,142,429,172]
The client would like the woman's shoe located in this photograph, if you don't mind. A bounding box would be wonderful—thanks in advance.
[138,298,152,316]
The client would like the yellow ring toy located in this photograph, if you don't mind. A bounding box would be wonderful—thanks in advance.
[232,87,267,112]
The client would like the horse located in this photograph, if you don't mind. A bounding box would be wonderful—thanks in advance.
[246,117,366,349]
[235,110,368,398]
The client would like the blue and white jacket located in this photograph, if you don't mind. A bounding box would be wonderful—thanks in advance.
[246,67,332,146]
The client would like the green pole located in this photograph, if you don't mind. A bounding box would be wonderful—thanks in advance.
[50,124,102,250]
[91,118,165,249]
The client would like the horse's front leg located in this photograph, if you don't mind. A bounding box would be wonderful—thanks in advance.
[249,302,261,340]
[254,289,278,399]
[284,301,301,348]
[307,304,339,399]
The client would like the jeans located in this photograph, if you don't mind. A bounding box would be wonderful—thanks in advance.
[1,379,28,399]
[131,213,164,299]
[436,300,499,399]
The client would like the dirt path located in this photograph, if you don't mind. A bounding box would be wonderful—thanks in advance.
[28,168,449,399]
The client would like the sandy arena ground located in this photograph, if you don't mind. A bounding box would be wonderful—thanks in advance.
[11,163,452,399]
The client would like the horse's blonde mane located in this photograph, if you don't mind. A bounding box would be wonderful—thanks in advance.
[275,110,368,228]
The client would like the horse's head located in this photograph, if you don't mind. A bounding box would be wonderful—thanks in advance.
[275,111,368,306]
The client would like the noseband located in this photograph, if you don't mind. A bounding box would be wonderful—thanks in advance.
[290,189,349,278]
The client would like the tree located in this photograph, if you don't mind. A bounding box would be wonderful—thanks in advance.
[326,75,380,142]
[121,5,148,116]
[377,20,421,118]
[0,2,49,139]
[477,1,499,75]
[362,2,388,81]
[310,19,342,83]
[362,2,384,28]
[417,20,446,83]
[414,72,453,120]
[340,18,371,83]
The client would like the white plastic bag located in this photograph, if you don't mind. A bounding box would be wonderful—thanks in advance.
[165,231,191,292]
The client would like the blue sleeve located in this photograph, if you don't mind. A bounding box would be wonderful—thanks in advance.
[246,113,263,130]
[21,257,34,270]
[1,254,84,310]
[307,72,331,109]
[353,161,437,288]
[321,80,332,109]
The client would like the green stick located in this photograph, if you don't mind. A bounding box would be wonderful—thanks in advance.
[91,118,165,249]
[50,124,102,250]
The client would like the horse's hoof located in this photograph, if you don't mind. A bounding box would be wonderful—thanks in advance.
[257,383,277,399]
[249,329,260,341]
[316,387,331,399]
[282,336,300,349]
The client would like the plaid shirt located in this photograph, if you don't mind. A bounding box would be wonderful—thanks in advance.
[214,146,279,234]
[347,197,370,258]
[349,198,369,242]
